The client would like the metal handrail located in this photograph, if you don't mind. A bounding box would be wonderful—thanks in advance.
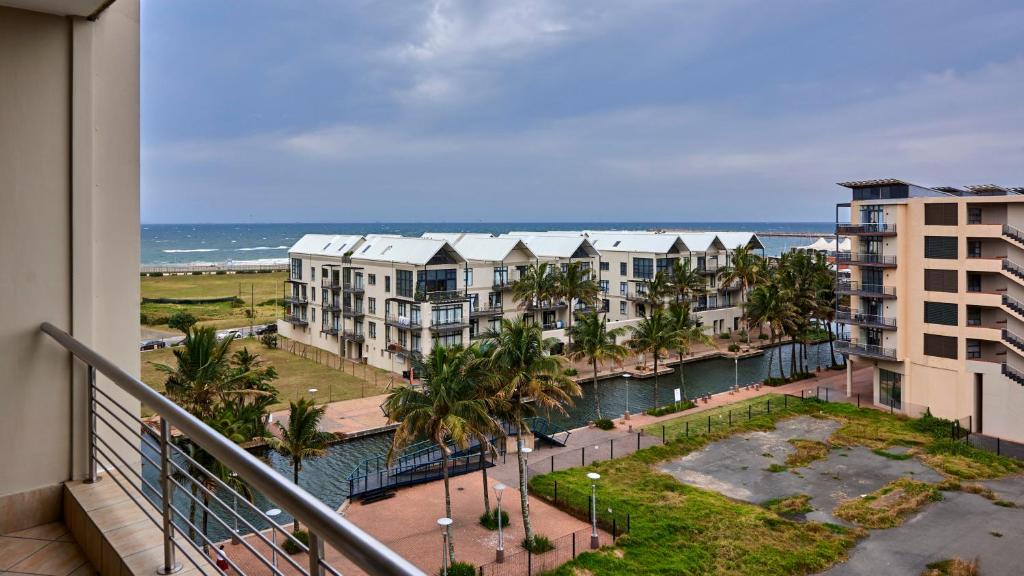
[836,222,896,234]
[40,322,423,576]
[835,280,897,297]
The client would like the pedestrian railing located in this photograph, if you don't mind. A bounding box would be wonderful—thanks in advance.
[477,526,598,576]
[41,322,423,576]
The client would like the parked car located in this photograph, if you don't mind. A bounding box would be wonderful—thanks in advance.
[255,323,278,335]
[218,330,241,341]
[140,339,167,351]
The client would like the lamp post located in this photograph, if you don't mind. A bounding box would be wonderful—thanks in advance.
[437,517,453,576]
[229,472,239,544]
[622,373,631,420]
[266,508,281,569]
[308,388,318,403]
[587,472,601,549]
[734,356,738,389]
[494,483,506,562]
[520,446,533,502]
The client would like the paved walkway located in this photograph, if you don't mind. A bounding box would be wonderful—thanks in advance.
[269,393,393,437]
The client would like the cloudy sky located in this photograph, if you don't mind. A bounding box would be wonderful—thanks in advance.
[141,0,1024,224]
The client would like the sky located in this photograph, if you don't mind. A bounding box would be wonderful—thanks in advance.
[141,0,1024,224]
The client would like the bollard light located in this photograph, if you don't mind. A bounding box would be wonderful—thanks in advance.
[437,517,453,576]
[587,472,601,549]
[494,483,507,562]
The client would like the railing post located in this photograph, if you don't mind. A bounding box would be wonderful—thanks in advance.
[610,439,614,459]
[572,531,576,558]
[661,425,665,444]
[685,421,688,437]
[86,365,98,483]
[637,432,641,451]
[748,405,752,420]
[554,480,558,504]
[551,455,554,473]
[582,447,586,467]
[308,531,325,576]
[158,418,181,574]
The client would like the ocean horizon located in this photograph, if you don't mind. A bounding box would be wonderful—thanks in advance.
[141,221,836,266]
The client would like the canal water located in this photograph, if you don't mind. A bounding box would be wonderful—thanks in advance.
[147,339,841,544]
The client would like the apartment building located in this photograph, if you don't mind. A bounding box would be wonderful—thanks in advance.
[836,179,1024,443]
[281,229,763,373]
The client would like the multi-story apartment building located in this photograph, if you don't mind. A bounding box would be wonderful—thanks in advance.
[281,229,764,372]
[836,179,1024,443]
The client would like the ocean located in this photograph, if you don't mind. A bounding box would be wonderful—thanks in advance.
[141,222,836,266]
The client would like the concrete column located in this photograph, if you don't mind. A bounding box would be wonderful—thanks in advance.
[846,359,853,396]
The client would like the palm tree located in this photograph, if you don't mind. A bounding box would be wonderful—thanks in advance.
[745,276,793,381]
[669,257,706,305]
[555,261,601,344]
[511,262,557,313]
[267,398,333,531]
[153,327,241,421]
[483,319,581,547]
[667,303,715,402]
[717,245,764,343]
[640,270,672,315]
[626,311,680,410]
[567,312,628,420]
[384,345,498,565]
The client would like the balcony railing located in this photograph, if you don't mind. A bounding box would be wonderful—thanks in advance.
[836,223,897,235]
[835,280,897,298]
[322,300,341,312]
[39,322,422,576]
[343,282,365,294]
[385,314,422,330]
[470,305,503,317]
[321,277,342,290]
[692,302,736,312]
[834,252,898,267]
[836,306,897,329]
[526,300,568,311]
[429,319,469,334]
[1002,294,1024,317]
[322,325,340,336]
[343,305,365,318]
[343,329,365,343]
[491,279,514,291]
[284,314,308,326]
[1002,258,1024,281]
[1003,224,1024,246]
[415,289,467,303]
[284,295,309,305]
[835,338,897,360]
[1002,363,1024,386]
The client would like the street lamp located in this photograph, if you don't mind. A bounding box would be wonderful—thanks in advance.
[229,472,239,544]
[587,472,601,549]
[734,356,738,389]
[266,508,282,569]
[494,483,507,562]
[308,388,318,403]
[520,446,533,503]
[622,373,631,420]
[437,517,453,576]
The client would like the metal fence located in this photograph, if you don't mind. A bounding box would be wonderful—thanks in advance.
[141,263,287,275]
[525,430,664,480]
[477,527,595,576]
[967,432,1024,460]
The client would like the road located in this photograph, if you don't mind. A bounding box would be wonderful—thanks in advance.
[139,323,276,350]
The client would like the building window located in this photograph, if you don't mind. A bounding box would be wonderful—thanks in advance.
[924,302,957,326]
[619,282,627,295]
[966,339,981,359]
[967,206,982,225]
[966,307,981,327]
[432,304,464,326]
[493,266,508,285]
[465,268,474,287]
[879,369,902,410]
[433,332,463,348]
[385,275,391,293]
[310,267,316,281]
[924,236,958,259]
[488,291,502,308]
[600,280,609,293]
[924,203,958,226]
[656,257,675,275]
[368,273,376,285]
[966,273,981,293]
[368,322,376,339]
[619,262,627,276]
[290,258,303,280]
[619,301,627,315]
[924,269,957,292]
[368,297,376,315]
[602,299,610,312]
[418,268,457,294]
[633,258,654,280]
[396,270,413,297]
[600,261,609,271]
[923,334,958,359]
[311,308,316,323]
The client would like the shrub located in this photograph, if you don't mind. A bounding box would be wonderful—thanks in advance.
[442,562,476,576]
[718,332,732,340]
[140,312,150,325]
[728,343,741,353]
[645,400,696,417]
[260,298,285,306]
[521,534,554,553]
[593,418,615,430]
[758,333,770,340]
[260,334,279,349]
[478,508,510,530]
[281,529,309,554]
[167,311,197,333]
[564,367,578,376]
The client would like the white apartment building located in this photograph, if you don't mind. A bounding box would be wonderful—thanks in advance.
[279,229,763,373]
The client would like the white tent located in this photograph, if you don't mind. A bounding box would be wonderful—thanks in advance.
[798,237,852,252]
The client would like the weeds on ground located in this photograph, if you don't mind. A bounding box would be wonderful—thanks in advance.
[921,557,980,576]
[785,439,829,468]
[762,495,813,516]
[834,478,942,529]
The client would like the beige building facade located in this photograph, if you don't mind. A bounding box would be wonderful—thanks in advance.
[837,180,1024,443]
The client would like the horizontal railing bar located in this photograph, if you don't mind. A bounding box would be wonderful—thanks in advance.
[165,499,248,576]
[92,447,214,576]
[92,404,162,468]
[41,322,424,576]
[166,475,290,576]
[94,384,152,427]
[90,421,161,485]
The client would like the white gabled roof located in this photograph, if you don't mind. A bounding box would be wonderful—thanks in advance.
[289,234,364,258]
[352,235,465,265]
[505,235,599,259]
[451,236,536,263]
[586,232,685,254]
[715,231,764,250]
[674,233,723,252]
[421,232,494,243]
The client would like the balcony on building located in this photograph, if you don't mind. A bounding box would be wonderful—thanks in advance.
[323,299,342,312]
[415,289,467,303]
[836,338,897,360]
[322,276,342,290]
[343,281,365,295]
[342,329,366,343]
[284,294,309,306]
[322,324,340,336]
[526,299,569,311]
[835,280,897,299]
[836,222,897,236]
[834,252,897,267]
[284,313,309,326]
[344,303,365,318]
[386,313,422,330]
[836,306,897,330]
[470,303,503,317]
[429,318,470,334]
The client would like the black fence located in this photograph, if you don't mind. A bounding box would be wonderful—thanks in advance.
[477,527,598,576]
[968,432,1024,460]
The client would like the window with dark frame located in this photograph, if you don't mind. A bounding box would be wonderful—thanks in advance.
[923,333,958,359]
[924,203,958,226]
[924,236,958,259]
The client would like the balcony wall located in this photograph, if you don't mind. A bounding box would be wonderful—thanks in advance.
[0,1,140,532]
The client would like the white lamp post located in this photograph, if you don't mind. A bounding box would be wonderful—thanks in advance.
[734,356,738,389]
[308,388,318,402]
[229,472,240,544]
[494,483,507,562]
[587,472,601,549]
[520,446,533,503]
[266,508,281,569]
[437,517,453,576]
[622,373,631,420]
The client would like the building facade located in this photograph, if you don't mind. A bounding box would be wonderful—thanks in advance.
[836,179,1024,443]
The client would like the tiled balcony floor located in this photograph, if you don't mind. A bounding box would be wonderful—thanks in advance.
[0,522,94,575]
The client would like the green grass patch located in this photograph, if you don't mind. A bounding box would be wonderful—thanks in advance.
[834,478,942,529]
[872,448,914,460]
[763,495,813,516]
[921,557,979,576]
[786,439,829,468]
[141,271,287,330]
[766,463,788,473]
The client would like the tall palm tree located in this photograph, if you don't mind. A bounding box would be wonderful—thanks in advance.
[666,303,715,402]
[567,312,628,420]
[669,258,706,305]
[483,319,580,547]
[384,345,498,564]
[626,311,680,410]
[745,277,793,381]
[641,270,672,315]
[511,262,557,313]
[717,245,764,343]
[267,398,333,531]
[555,261,601,344]
[153,327,242,421]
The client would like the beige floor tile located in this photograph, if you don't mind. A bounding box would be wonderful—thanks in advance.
[103,520,163,559]
[66,480,132,514]
[68,563,98,575]
[8,541,86,575]
[0,536,49,571]
[6,522,68,541]
[86,500,146,534]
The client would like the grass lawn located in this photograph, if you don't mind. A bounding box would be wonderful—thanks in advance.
[140,337,392,414]
[531,396,1021,576]
[140,271,286,331]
